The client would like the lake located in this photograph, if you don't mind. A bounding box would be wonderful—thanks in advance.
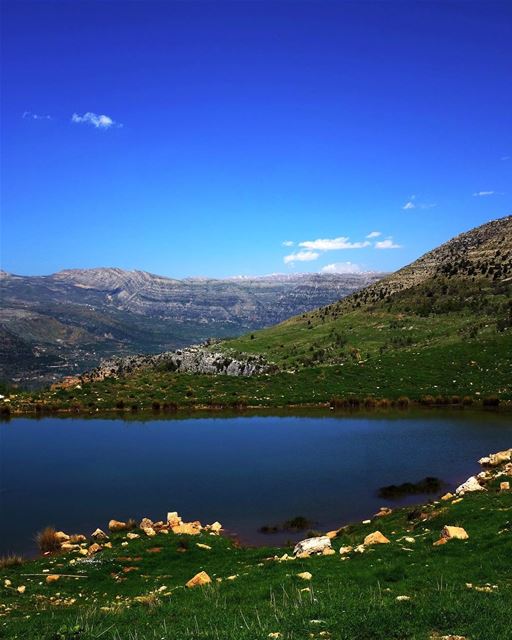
[1,410,511,555]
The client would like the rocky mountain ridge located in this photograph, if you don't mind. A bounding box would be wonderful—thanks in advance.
[0,269,384,386]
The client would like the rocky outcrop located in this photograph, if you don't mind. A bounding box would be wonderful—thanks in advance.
[79,344,276,383]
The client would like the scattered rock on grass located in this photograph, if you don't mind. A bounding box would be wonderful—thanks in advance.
[293,536,332,557]
[186,571,211,588]
[364,531,390,545]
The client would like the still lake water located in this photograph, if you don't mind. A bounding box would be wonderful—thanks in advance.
[1,411,511,555]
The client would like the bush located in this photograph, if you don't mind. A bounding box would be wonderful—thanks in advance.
[483,396,500,407]
[0,554,23,569]
[36,527,61,553]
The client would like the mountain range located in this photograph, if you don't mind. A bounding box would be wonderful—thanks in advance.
[0,269,384,386]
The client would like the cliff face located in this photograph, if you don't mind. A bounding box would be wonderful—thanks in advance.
[78,345,276,385]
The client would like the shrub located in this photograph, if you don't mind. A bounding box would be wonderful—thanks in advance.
[0,554,23,569]
[152,401,161,412]
[483,396,500,407]
[36,526,61,553]
[462,395,474,406]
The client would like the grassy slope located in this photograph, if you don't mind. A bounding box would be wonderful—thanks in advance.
[2,471,512,640]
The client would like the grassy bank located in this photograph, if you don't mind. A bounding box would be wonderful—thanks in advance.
[3,326,511,417]
[1,458,512,639]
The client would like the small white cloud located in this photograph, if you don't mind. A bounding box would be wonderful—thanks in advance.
[283,250,320,264]
[472,190,500,197]
[22,111,51,120]
[402,200,416,210]
[71,112,122,129]
[375,237,402,250]
[321,262,362,274]
[282,240,294,247]
[299,237,371,251]
[402,194,436,210]
[366,231,381,239]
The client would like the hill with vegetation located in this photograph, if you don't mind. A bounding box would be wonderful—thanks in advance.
[0,270,383,388]
[2,216,511,413]
[2,450,512,639]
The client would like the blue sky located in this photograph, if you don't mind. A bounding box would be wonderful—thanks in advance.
[1,0,511,278]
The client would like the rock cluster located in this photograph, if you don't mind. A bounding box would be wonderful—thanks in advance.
[80,345,276,384]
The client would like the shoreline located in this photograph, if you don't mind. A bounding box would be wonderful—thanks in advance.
[2,397,512,420]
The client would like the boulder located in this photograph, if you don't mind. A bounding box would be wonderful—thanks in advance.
[139,517,154,530]
[339,546,353,555]
[88,543,102,555]
[479,449,512,467]
[126,532,140,540]
[364,531,390,545]
[186,571,212,588]
[207,521,222,534]
[500,481,510,491]
[375,507,392,518]
[172,522,202,535]
[441,493,454,501]
[325,530,338,539]
[54,531,70,543]
[46,575,60,584]
[167,512,182,527]
[91,528,109,541]
[455,476,485,496]
[142,526,156,537]
[293,536,332,557]
[441,526,469,541]
[108,519,127,532]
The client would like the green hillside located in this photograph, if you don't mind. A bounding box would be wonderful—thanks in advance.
[3,216,512,413]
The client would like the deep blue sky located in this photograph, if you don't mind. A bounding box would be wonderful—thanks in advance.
[1,0,511,278]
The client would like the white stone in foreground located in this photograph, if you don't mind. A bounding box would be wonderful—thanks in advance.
[293,536,332,557]
[455,475,486,496]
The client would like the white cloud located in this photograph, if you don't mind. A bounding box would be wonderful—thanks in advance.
[366,231,381,239]
[299,236,371,251]
[375,237,402,250]
[71,112,122,129]
[23,111,51,120]
[321,262,362,274]
[282,240,294,247]
[472,190,499,197]
[402,194,436,210]
[283,250,320,264]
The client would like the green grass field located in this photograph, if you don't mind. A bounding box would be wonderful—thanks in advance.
[2,468,511,639]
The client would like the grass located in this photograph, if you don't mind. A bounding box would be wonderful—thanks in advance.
[1,469,512,639]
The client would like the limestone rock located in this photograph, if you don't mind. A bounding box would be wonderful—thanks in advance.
[297,572,312,581]
[126,532,140,540]
[167,512,182,527]
[479,449,512,467]
[500,481,510,491]
[108,519,127,532]
[455,476,485,496]
[142,527,156,537]
[46,575,60,584]
[441,526,469,541]
[363,531,390,545]
[207,521,222,534]
[91,528,109,541]
[375,507,392,517]
[139,517,154,530]
[172,522,202,535]
[88,543,102,555]
[339,546,353,555]
[326,530,338,539]
[293,536,332,557]
[55,531,70,543]
[186,571,212,588]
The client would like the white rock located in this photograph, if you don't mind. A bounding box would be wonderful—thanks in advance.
[455,476,486,496]
[293,536,332,557]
